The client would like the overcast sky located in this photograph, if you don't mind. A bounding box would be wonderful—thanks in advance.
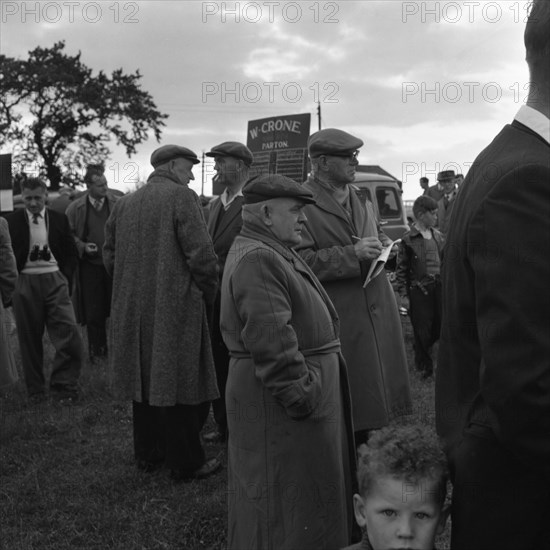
[1,0,532,199]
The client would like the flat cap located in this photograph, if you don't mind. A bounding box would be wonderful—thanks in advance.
[308,128,364,158]
[437,170,456,181]
[243,174,316,205]
[205,141,254,167]
[150,145,200,168]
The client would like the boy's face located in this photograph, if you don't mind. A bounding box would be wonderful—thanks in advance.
[354,475,447,550]
[417,208,438,228]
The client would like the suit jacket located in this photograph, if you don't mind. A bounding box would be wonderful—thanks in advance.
[65,191,119,258]
[6,208,78,292]
[436,189,457,234]
[435,119,550,479]
[206,195,243,274]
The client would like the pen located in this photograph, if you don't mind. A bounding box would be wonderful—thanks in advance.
[351,235,361,241]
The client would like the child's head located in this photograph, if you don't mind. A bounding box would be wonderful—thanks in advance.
[354,424,449,550]
[412,196,438,228]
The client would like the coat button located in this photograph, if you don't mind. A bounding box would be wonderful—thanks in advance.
[370,305,376,312]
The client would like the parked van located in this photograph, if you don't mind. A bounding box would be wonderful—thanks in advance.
[352,172,409,241]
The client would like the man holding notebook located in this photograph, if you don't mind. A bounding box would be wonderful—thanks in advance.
[296,128,411,446]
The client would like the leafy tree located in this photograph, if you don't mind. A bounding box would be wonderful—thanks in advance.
[0,41,167,189]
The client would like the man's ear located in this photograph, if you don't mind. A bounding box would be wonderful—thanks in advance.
[436,504,451,535]
[260,204,272,225]
[353,494,368,528]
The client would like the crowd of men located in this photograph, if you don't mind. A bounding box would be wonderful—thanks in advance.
[0,2,548,548]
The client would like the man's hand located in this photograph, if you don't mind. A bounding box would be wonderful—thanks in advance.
[84,243,98,256]
[399,295,410,310]
[353,237,383,261]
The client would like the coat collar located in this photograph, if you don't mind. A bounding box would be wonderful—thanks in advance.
[239,217,340,324]
[303,176,352,223]
[147,168,183,186]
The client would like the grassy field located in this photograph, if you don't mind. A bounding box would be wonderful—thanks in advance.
[0,316,447,549]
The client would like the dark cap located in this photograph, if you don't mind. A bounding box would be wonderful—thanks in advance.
[243,174,316,205]
[150,145,200,168]
[308,128,364,158]
[205,141,254,167]
[437,170,456,182]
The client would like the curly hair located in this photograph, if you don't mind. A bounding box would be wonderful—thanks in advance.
[357,424,449,504]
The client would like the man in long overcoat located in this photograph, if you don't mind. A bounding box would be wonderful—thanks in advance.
[221,174,355,550]
[103,144,221,480]
[435,2,550,547]
[296,129,411,444]
[66,164,118,362]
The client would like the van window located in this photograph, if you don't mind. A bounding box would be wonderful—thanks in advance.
[354,187,371,204]
[375,187,401,219]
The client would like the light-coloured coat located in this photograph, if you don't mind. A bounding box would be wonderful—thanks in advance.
[103,169,219,406]
[221,218,355,550]
[296,177,412,431]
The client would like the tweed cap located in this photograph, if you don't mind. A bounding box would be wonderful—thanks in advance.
[243,174,316,205]
[150,145,200,168]
[308,128,364,158]
[437,170,456,182]
[205,141,254,167]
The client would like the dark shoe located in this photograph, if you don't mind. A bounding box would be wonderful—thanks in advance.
[193,457,222,479]
[170,457,222,482]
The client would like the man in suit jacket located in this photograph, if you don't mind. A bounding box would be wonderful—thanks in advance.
[435,170,457,234]
[435,2,550,548]
[104,144,221,480]
[7,178,83,402]
[203,141,253,442]
[66,164,118,362]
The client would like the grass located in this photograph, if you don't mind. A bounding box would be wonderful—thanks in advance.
[0,315,447,549]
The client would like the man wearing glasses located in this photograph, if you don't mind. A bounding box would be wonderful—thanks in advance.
[296,128,411,446]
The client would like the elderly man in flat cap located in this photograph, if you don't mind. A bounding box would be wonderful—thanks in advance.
[221,174,355,550]
[103,144,221,480]
[202,141,253,443]
[435,169,458,234]
[296,128,411,446]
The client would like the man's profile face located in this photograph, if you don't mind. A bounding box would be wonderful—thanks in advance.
[213,156,241,186]
[265,198,308,248]
[22,186,47,215]
[172,158,195,185]
[88,174,108,200]
[325,152,359,185]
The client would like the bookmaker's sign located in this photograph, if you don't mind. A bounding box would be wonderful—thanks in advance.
[247,113,311,183]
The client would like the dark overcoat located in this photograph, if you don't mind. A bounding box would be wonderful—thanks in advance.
[103,169,219,406]
[0,217,18,388]
[66,191,118,323]
[220,218,355,550]
[296,177,411,431]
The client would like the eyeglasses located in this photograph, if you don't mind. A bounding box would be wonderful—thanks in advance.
[324,151,360,163]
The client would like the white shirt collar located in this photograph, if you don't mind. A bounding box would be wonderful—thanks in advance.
[220,187,244,209]
[514,105,550,145]
[26,208,46,222]
[89,195,105,207]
